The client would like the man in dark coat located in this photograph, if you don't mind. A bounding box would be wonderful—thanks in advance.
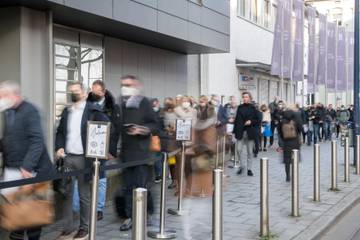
[85,80,121,220]
[0,81,54,240]
[55,82,109,240]
[119,75,158,231]
[233,92,261,176]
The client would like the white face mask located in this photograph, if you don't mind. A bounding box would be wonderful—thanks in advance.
[182,102,191,109]
[153,107,160,112]
[0,98,13,112]
[121,86,140,97]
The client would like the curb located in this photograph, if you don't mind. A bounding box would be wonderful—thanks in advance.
[291,185,360,240]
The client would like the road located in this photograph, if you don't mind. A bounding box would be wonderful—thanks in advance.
[320,200,360,240]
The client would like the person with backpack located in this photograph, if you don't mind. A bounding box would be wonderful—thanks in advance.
[279,105,303,182]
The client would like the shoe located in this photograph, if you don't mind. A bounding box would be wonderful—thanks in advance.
[168,181,176,189]
[263,148,267,152]
[286,176,290,182]
[237,167,243,175]
[119,218,132,231]
[56,230,76,240]
[154,176,162,183]
[254,154,258,158]
[97,211,103,221]
[73,229,88,240]
[247,170,254,176]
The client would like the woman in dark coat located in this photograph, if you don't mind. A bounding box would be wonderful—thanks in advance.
[279,105,303,182]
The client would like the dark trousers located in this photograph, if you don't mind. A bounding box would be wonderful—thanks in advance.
[285,163,291,180]
[123,165,153,218]
[9,227,41,240]
[270,122,277,145]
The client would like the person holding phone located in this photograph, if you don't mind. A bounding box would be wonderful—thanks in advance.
[119,75,158,231]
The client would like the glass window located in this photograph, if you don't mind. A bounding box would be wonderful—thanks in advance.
[54,42,103,121]
[238,0,247,18]
[264,0,271,28]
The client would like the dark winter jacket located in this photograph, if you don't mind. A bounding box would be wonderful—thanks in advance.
[87,90,121,156]
[121,97,158,162]
[55,101,109,180]
[1,101,53,176]
[233,103,261,141]
[279,110,303,164]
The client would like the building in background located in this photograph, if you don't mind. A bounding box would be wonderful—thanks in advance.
[200,0,295,105]
[306,0,354,106]
[0,0,230,153]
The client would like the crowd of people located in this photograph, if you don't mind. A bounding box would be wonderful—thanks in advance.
[0,75,355,240]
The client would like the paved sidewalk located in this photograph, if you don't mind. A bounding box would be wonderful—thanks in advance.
[42,140,360,240]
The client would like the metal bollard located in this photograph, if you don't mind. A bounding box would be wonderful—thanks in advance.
[356,135,360,175]
[331,140,338,190]
[313,144,320,202]
[215,138,220,169]
[168,141,188,216]
[148,153,177,239]
[212,169,223,240]
[260,158,269,237]
[222,136,226,171]
[291,150,300,217]
[132,188,148,240]
[89,158,100,240]
[344,137,350,182]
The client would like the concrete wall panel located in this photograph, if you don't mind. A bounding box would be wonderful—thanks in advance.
[157,12,188,40]
[113,0,157,31]
[64,0,113,18]
[157,0,188,19]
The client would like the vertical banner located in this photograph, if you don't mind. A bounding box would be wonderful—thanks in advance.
[282,0,292,79]
[307,7,316,93]
[336,27,347,91]
[293,0,304,82]
[326,22,336,90]
[347,32,355,90]
[271,0,284,76]
[317,14,327,86]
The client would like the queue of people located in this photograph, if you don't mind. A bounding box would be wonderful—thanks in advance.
[0,76,356,240]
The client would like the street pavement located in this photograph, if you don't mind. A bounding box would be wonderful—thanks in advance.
[42,140,360,240]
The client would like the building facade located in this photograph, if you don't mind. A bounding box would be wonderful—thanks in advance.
[200,0,295,105]
[0,0,230,153]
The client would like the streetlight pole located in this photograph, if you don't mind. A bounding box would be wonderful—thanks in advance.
[354,0,360,164]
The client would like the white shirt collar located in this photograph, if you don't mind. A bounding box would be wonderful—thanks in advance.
[70,100,86,112]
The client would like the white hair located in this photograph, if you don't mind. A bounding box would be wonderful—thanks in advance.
[0,81,21,95]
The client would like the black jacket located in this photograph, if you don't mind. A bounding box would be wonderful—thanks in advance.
[121,97,158,162]
[55,101,109,179]
[87,91,121,156]
[279,110,303,164]
[2,101,53,176]
[233,103,261,141]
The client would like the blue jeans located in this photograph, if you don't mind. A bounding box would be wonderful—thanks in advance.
[154,153,164,177]
[73,178,107,212]
[313,124,320,144]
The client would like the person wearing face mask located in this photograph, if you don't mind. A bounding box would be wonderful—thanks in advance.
[233,92,261,176]
[150,98,166,183]
[55,82,109,240]
[174,96,197,127]
[224,96,238,162]
[0,81,54,240]
[72,80,121,222]
[119,75,158,231]
[274,100,285,151]
[183,95,217,197]
[162,98,178,189]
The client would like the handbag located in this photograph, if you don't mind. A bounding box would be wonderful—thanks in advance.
[0,182,54,231]
[53,157,72,198]
[150,135,161,152]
